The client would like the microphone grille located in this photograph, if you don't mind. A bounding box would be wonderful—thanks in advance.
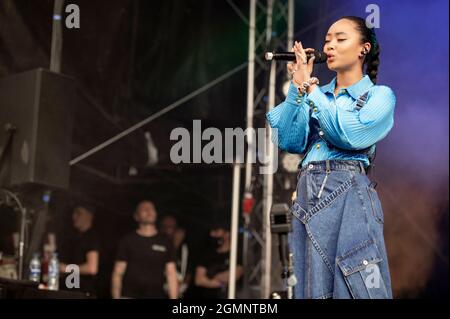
[315,50,328,63]
[265,52,274,61]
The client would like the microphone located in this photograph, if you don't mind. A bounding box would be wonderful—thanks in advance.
[265,50,327,64]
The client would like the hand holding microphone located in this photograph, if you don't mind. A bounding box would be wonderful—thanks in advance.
[265,41,322,93]
[289,41,316,88]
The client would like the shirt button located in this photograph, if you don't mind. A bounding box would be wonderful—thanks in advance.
[316,144,321,149]
[296,99,302,103]
[308,164,314,169]
[313,107,318,112]
[318,131,324,136]
[362,259,369,266]
[309,101,314,106]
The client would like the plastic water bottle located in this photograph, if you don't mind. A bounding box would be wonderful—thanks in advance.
[48,253,59,290]
[29,253,41,283]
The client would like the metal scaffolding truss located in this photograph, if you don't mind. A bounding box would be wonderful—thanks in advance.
[242,0,294,299]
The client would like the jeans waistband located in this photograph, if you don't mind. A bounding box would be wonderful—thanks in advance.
[300,160,366,176]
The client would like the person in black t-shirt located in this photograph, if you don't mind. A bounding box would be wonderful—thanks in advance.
[194,225,243,299]
[160,215,191,297]
[111,200,178,299]
[59,206,100,296]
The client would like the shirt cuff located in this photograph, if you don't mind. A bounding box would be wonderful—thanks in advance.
[286,81,305,105]
[306,85,330,114]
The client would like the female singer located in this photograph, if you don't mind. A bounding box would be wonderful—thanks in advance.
[267,16,396,299]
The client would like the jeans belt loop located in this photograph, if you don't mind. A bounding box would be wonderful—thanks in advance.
[325,160,331,173]
[291,202,307,224]
[299,209,307,223]
[358,161,365,174]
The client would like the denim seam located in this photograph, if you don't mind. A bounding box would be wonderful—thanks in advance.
[300,166,361,179]
[290,201,308,223]
[344,258,383,276]
[343,275,357,299]
[306,176,355,221]
[356,182,375,243]
[305,224,335,276]
[337,239,375,261]
[367,187,384,224]
[306,235,312,299]
[315,292,333,299]
[305,172,312,299]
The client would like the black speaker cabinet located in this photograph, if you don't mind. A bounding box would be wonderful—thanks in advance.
[0,68,74,189]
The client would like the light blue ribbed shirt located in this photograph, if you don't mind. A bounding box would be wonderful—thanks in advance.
[267,75,396,168]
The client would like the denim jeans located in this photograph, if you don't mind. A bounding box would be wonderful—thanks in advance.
[288,160,393,299]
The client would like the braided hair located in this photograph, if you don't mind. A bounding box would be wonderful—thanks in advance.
[340,16,380,84]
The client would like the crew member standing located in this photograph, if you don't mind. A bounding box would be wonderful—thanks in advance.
[111,200,178,299]
[59,205,100,296]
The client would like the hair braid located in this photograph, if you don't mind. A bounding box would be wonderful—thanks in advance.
[366,40,380,84]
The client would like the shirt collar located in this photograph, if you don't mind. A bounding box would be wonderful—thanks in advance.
[320,75,374,99]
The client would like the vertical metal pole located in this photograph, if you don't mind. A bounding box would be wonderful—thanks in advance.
[245,0,256,190]
[18,207,26,280]
[242,0,256,297]
[262,61,276,299]
[50,0,64,73]
[261,0,275,299]
[228,163,241,299]
[287,0,294,51]
[266,0,273,46]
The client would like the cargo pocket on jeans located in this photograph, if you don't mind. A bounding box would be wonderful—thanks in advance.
[337,240,389,299]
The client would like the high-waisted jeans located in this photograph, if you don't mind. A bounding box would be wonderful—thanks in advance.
[288,160,393,299]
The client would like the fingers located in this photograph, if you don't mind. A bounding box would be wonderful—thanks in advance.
[307,56,315,72]
[293,43,301,65]
[305,51,316,77]
[296,41,306,58]
[304,48,315,61]
[294,41,307,65]
[287,62,294,73]
[288,46,298,72]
